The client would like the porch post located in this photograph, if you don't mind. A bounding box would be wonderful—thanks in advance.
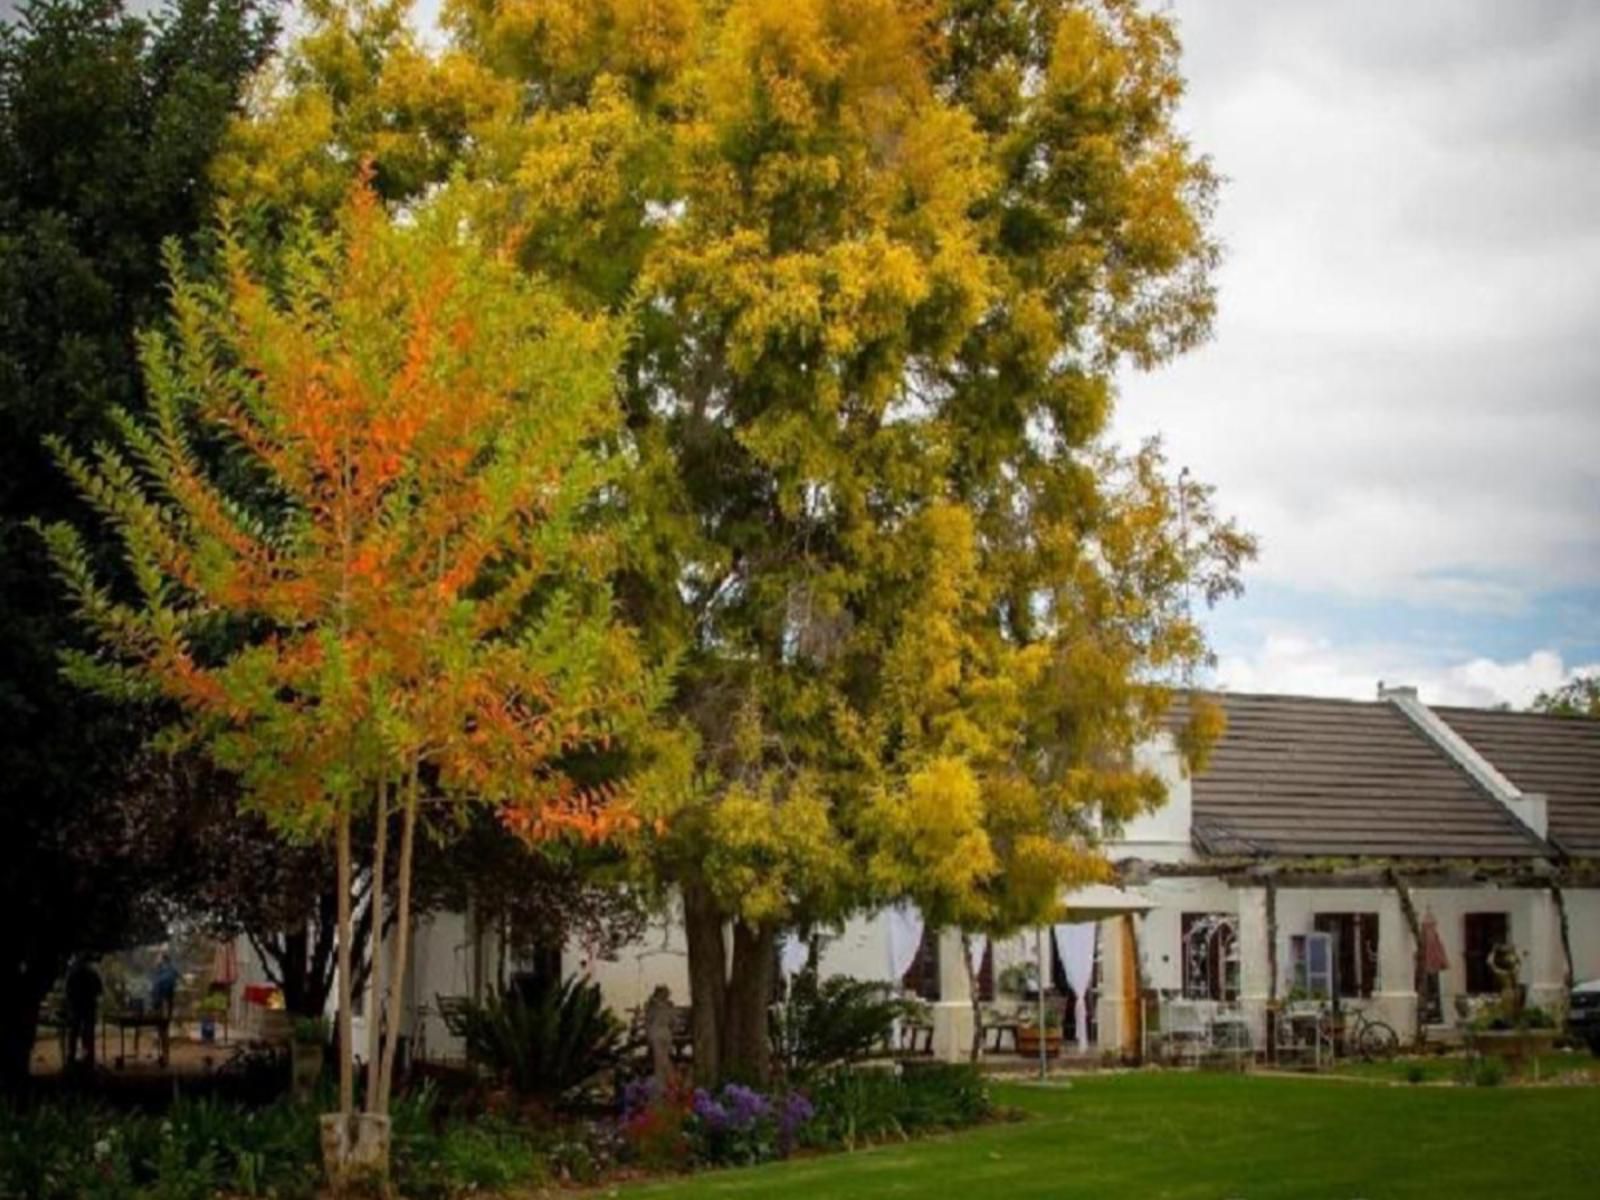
[930,926,974,1062]
[1234,885,1272,1051]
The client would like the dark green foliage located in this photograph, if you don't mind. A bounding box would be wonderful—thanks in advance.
[0,1089,546,1200]
[454,975,625,1104]
[0,0,277,1088]
[390,1086,546,1200]
[775,969,909,1079]
[803,1064,993,1148]
[0,1096,320,1200]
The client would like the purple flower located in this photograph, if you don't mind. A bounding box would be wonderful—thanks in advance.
[780,1091,814,1134]
[621,1077,658,1118]
[721,1083,771,1129]
[692,1088,729,1131]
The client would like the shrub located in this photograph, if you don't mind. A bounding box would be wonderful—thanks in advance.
[453,975,624,1105]
[803,1064,992,1149]
[775,969,909,1078]
[0,1089,545,1200]
[1404,1063,1427,1085]
[1452,1055,1507,1088]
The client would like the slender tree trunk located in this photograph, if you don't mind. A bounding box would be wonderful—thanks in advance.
[682,880,727,1084]
[723,921,777,1084]
[375,762,419,1112]
[1387,869,1425,1047]
[1264,877,1279,1064]
[364,781,389,1107]
[335,801,355,1120]
[1551,881,1575,993]
[962,934,984,1063]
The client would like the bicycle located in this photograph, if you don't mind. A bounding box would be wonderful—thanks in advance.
[1326,1007,1400,1061]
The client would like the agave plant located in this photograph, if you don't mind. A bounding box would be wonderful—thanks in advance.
[774,969,913,1079]
[452,975,624,1105]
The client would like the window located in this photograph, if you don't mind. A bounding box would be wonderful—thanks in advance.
[976,941,995,1003]
[1313,913,1380,999]
[1290,932,1335,1000]
[1463,912,1509,996]
[901,926,940,1000]
[1180,913,1239,1001]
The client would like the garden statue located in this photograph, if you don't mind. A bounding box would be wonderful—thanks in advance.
[644,984,676,1084]
[1487,942,1524,1022]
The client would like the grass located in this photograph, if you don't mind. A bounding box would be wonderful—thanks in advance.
[613,1071,1600,1200]
[1334,1049,1600,1085]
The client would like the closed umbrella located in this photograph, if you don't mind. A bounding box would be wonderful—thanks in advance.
[1421,912,1450,974]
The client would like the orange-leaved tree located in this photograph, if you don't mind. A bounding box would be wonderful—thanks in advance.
[37,174,662,1169]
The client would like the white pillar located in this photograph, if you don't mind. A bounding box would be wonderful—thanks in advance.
[930,927,974,1062]
[1526,889,1565,1011]
[1376,891,1417,1036]
[1235,886,1271,1049]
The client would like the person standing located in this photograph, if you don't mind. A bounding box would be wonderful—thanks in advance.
[151,951,180,1066]
[64,956,103,1072]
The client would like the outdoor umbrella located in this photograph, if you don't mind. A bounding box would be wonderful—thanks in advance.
[1421,911,1450,974]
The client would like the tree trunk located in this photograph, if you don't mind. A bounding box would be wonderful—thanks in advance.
[682,881,727,1085]
[335,801,355,1119]
[364,781,389,1107]
[722,921,777,1085]
[375,766,419,1113]
[962,934,984,1063]
[0,955,55,1093]
[1551,882,1575,993]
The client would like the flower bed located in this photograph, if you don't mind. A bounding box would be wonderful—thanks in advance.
[0,1065,995,1198]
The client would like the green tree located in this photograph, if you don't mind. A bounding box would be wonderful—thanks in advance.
[222,0,1253,1083]
[1531,674,1600,718]
[39,176,658,1175]
[0,0,278,1089]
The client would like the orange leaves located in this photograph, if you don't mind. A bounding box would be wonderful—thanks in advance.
[46,168,649,847]
[500,776,638,845]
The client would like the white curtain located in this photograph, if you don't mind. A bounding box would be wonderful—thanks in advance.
[1052,922,1098,1052]
[964,932,988,981]
[779,932,810,979]
[885,902,924,985]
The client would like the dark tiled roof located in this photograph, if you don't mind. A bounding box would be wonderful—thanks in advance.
[1433,706,1600,858]
[1177,693,1545,859]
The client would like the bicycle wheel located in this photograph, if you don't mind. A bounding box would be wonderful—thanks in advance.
[1358,1019,1400,1061]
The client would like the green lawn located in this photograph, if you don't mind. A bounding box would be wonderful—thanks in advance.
[616,1072,1599,1200]
[1334,1050,1600,1086]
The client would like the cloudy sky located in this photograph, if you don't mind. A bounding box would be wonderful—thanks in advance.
[1110,0,1600,708]
[8,0,1594,708]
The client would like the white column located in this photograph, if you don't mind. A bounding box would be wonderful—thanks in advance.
[1526,889,1565,1011]
[1235,886,1271,1049]
[1376,891,1417,1036]
[930,927,974,1062]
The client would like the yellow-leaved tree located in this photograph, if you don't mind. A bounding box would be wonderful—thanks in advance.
[219,0,1254,1083]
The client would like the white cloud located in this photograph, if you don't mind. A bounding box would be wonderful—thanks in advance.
[1114,0,1600,614]
[1214,633,1598,709]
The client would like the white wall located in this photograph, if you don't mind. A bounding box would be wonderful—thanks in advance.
[1567,889,1600,985]
[1113,732,1196,864]
[573,904,691,1020]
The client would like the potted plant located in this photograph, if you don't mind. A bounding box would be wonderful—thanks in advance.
[1015,1003,1064,1059]
[292,1015,330,1099]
